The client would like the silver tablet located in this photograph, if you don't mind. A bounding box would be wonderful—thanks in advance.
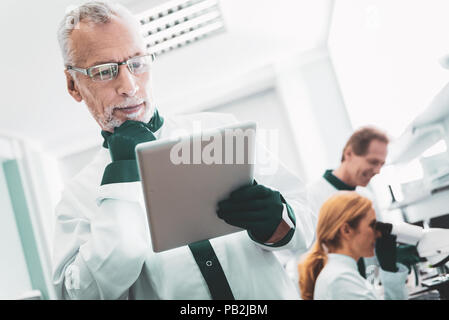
[136,121,256,252]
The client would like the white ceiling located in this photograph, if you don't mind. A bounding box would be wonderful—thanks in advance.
[329,0,449,138]
[0,0,332,157]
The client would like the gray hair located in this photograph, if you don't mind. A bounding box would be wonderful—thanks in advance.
[57,1,142,66]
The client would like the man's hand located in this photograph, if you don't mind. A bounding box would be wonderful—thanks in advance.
[216,184,284,243]
[105,120,156,161]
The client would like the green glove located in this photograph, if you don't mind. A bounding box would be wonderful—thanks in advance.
[397,244,421,272]
[375,233,398,272]
[105,120,156,161]
[216,184,283,242]
[101,120,156,185]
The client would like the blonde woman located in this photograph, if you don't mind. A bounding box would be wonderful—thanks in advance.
[298,191,409,300]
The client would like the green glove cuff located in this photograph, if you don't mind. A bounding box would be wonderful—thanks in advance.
[281,194,296,225]
[101,160,140,185]
[248,202,296,247]
[248,228,295,248]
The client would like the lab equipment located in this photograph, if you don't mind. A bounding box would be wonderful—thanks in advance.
[375,233,399,272]
[376,221,449,267]
[376,221,449,299]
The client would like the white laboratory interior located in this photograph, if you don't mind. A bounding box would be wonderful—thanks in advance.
[1,0,449,300]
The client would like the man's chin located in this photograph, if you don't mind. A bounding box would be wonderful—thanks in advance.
[359,175,372,186]
[100,107,152,132]
[101,118,123,132]
[127,103,152,123]
[360,181,370,187]
[142,103,154,122]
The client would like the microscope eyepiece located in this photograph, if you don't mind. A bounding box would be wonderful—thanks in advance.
[375,221,393,237]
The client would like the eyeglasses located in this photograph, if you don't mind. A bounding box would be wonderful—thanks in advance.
[66,54,155,82]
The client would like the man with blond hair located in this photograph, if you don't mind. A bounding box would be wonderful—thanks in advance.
[52,1,315,299]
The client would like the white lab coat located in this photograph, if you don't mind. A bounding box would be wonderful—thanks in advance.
[51,112,316,300]
[306,174,379,226]
[314,253,409,300]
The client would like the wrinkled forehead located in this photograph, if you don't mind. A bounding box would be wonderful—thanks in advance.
[70,15,145,67]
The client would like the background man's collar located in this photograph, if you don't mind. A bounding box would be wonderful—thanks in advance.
[323,169,356,191]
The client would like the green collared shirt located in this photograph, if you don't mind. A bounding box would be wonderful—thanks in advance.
[322,169,356,191]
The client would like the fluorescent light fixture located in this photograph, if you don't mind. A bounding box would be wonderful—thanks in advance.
[145,10,221,44]
[136,0,225,56]
[135,0,200,22]
[148,20,224,54]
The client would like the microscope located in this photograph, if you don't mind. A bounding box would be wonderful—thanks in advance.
[376,221,449,299]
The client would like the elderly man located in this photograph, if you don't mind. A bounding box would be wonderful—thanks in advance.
[52,1,315,300]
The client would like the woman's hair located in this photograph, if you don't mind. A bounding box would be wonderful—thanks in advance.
[298,191,372,300]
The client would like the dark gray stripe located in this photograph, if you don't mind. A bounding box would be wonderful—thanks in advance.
[188,240,235,300]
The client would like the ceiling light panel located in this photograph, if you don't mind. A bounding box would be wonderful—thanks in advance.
[136,0,225,56]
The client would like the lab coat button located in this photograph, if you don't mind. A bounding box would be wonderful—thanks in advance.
[206,260,212,267]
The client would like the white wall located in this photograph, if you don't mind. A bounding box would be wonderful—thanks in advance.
[329,0,449,139]
[0,0,103,155]
[207,88,305,179]
[274,49,353,183]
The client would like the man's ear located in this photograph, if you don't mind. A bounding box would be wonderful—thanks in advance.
[344,145,353,161]
[64,70,83,102]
